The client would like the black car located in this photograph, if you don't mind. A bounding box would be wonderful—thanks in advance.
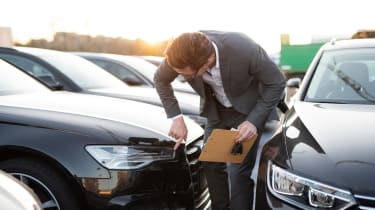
[0,59,210,210]
[73,52,195,94]
[255,38,375,210]
[0,47,206,127]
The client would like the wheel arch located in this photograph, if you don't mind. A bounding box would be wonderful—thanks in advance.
[0,145,88,209]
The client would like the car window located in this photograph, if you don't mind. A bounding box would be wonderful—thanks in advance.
[116,56,156,82]
[367,62,375,82]
[0,59,49,95]
[305,48,375,104]
[116,56,190,87]
[0,53,53,78]
[89,59,143,81]
[35,52,126,89]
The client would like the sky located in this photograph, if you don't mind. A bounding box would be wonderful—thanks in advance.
[1,0,374,53]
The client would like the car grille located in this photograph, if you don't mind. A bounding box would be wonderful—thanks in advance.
[355,194,375,210]
[186,138,211,210]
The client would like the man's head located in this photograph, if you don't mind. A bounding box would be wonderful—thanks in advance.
[165,32,215,80]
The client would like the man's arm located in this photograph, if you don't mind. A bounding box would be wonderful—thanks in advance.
[235,44,285,142]
[247,44,286,129]
[153,59,182,118]
[154,59,188,150]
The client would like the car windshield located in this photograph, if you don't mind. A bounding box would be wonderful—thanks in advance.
[0,59,49,95]
[115,55,157,81]
[42,53,126,89]
[17,48,127,90]
[110,55,191,90]
[305,48,375,104]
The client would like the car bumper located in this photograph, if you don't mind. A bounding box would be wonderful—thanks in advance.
[82,171,210,210]
[81,139,210,210]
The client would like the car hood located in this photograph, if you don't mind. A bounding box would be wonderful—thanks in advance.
[0,91,203,144]
[86,86,200,114]
[287,102,375,194]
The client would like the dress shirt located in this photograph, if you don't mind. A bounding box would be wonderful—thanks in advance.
[202,42,232,108]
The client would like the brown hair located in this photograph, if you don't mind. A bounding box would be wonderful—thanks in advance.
[164,32,213,70]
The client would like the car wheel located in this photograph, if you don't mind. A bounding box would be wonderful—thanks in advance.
[0,158,81,210]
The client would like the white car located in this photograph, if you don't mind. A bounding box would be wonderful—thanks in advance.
[74,52,196,94]
[0,170,42,210]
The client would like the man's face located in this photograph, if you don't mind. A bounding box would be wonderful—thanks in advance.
[172,53,214,80]
[173,63,209,80]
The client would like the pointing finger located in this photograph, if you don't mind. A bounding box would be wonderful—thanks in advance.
[173,137,184,150]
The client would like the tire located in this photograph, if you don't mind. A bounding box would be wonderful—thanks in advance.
[0,158,82,210]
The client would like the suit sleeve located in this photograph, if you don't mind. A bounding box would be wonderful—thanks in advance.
[153,59,182,118]
[247,44,286,129]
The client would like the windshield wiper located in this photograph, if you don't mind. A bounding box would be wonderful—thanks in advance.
[327,63,375,103]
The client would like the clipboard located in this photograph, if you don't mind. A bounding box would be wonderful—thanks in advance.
[198,129,258,163]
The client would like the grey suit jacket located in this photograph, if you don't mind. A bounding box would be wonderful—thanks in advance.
[154,30,286,129]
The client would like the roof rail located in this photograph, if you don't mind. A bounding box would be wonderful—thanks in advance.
[329,38,336,45]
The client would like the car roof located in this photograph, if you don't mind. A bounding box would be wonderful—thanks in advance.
[14,46,65,56]
[323,38,375,51]
[74,52,142,62]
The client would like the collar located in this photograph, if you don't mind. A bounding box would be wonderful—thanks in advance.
[210,42,220,70]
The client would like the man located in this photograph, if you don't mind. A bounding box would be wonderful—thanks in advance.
[154,30,285,210]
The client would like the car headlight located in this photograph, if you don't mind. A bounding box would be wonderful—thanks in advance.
[267,161,357,209]
[186,114,207,127]
[86,145,175,170]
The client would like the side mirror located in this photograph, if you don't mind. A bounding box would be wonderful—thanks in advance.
[38,75,64,90]
[122,75,143,86]
[277,90,289,113]
[285,77,302,108]
[286,77,301,88]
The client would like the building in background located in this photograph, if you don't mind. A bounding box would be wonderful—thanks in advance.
[279,33,350,79]
[0,27,12,47]
[279,34,324,79]
[351,29,375,39]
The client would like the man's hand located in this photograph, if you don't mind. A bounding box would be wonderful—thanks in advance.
[169,116,188,150]
[235,121,257,142]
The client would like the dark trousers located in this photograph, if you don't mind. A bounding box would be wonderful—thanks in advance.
[202,103,263,210]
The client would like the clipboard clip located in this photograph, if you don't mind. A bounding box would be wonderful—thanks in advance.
[231,142,243,155]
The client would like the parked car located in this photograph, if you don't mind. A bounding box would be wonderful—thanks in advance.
[0,170,42,210]
[73,52,195,94]
[140,55,187,83]
[255,38,375,209]
[140,55,164,67]
[0,47,206,127]
[0,58,210,210]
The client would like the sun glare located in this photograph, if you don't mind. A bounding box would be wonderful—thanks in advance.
[135,29,176,44]
[141,35,167,44]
